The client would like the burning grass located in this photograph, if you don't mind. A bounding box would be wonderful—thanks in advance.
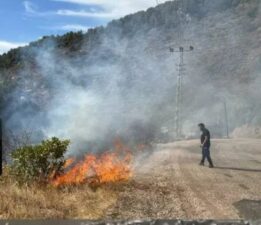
[0,139,151,219]
[51,139,133,187]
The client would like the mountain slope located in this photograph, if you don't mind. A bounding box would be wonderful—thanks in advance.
[0,0,261,152]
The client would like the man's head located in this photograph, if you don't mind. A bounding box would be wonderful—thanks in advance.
[198,123,205,131]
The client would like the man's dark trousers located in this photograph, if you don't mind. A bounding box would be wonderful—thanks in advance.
[201,146,213,166]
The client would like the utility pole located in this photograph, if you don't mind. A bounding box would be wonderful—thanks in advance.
[168,0,193,139]
[223,100,229,138]
[146,0,193,139]
[215,95,230,139]
[169,46,193,139]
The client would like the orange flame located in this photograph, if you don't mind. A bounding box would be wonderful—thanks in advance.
[51,139,132,187]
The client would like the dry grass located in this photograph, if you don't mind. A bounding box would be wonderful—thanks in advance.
[0,167,118,219]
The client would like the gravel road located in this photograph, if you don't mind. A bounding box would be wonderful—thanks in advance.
[107,139,261,220]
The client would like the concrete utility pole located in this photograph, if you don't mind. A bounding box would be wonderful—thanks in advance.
[223,100,229,138]
[169,46,193,139]
[215,95,230,139]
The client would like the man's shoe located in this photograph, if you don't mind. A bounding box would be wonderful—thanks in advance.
[199,162,204,166]
[209,164,214,168]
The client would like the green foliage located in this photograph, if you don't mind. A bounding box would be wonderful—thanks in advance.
[247,7,258,18]
[11,137,70,183]
[0,48,21,68]
[0,31,85,70]
[57,31,84,50]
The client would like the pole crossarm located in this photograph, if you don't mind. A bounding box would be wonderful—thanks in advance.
[169,46,194,53]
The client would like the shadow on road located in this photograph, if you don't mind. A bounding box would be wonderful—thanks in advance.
[215,166,261,172]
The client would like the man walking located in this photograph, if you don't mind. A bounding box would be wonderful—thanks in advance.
[198,123,214,168]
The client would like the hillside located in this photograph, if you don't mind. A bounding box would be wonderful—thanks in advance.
[0,0,261,153]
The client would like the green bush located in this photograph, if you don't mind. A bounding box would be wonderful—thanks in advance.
[247,7,258,18]
[11,137,70,183]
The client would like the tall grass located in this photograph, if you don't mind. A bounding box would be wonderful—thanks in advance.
[0,167,117,219]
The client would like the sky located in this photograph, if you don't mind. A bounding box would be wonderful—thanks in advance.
[0,0,167,54]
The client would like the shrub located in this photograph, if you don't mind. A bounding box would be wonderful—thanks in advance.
[11,137,70,183]
[247,7,258,18]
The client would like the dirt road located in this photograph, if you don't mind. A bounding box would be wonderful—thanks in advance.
[107,139,261,220]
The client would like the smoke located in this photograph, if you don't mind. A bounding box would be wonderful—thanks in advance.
[2,0,261,154]
[4,33,173,154]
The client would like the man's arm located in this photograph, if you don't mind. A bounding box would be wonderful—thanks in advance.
[201,130,209,147]
[201,136,208,147]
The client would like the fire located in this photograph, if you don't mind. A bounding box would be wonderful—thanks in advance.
[51,139,133,187]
